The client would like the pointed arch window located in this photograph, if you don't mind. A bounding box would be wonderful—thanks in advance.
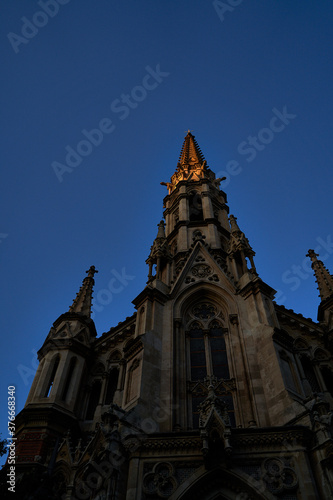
[186,304,234,428]
[44,355,60,398]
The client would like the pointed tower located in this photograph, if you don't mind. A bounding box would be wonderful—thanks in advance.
[307,249,333,335]
[16,267,98,467]
[161,131,230,252]
[132,131,285,438]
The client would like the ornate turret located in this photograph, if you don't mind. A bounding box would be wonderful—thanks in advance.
[15,267,99,471]
[24,267,98,410]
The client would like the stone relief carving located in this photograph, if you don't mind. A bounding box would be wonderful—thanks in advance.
[143,462,178,498]
[262,457,298,494]
[192,230,206,243]
[192,303,216,319]
[191,264,212,278]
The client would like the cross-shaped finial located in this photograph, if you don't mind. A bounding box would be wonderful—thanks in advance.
[306,249,319,262]
[185,129,194,135]
[86,265,98,278]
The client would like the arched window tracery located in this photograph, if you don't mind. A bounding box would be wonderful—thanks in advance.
[186,302,234,428]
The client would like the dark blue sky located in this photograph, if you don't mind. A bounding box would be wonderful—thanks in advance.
[1,0,333,463]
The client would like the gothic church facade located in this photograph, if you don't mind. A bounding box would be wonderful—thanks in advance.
[5,132,333,499]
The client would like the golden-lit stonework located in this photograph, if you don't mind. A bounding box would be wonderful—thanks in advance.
[161,131,219,194]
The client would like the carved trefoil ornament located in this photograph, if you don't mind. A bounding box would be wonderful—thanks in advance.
[261,458,298,495]
[143,462,178,498]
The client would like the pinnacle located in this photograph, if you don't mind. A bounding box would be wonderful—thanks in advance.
[229,215,241,233]
[69,266,98,318]
[306,250,333,301]
[156,220,166,239]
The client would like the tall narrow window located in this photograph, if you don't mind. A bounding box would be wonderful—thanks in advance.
[210,322,230,379]
[189,191,203,221]
[190,324,207,380]
[61,357,77,402]
[301,357,321,393]
[105,368,119,404]
[44,355,60,397]
[126,359,141,404]
[189,320,230,380]
[187,304,234,428]
[279,351,299,393]
[86,380,101,420]
[321,366,333,397]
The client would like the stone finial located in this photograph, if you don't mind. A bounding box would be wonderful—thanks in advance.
[86,265,98,279]
[306,249,333,300]
[156,220,166,239]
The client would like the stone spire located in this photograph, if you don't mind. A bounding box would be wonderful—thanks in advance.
[161,131,214,194]
[178,130,205,166]
[69,265,98,317]
[307,250,333,300]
